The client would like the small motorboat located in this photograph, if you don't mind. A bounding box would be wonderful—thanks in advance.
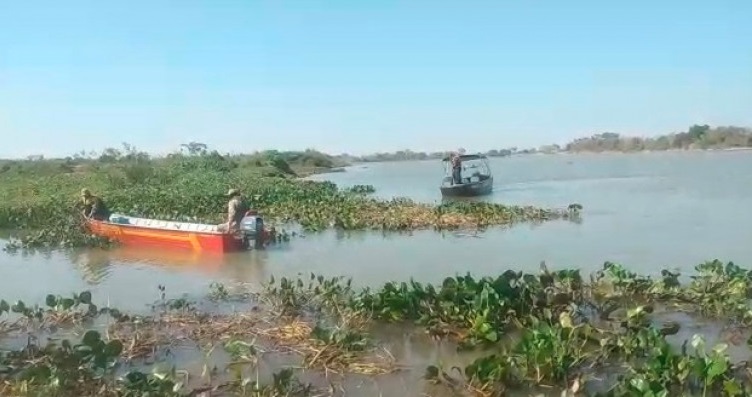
[440,154,493,197]
[86,211,275,253]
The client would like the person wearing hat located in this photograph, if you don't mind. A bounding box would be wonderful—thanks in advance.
[218,188,247,232]
[80,188,111,221]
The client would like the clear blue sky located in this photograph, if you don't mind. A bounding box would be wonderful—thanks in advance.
[1,0,750,158]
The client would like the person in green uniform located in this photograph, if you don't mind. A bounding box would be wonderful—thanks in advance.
[81,188,111,221]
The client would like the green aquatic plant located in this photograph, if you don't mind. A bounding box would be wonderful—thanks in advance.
[595,261,655,296]
[685,260,752,324]
[3,210,113,252]
[224,339,259,363]
[258,260,752,394]
[224,368,315,397]
[344,184,376,194]
[354,267,585,348]
[263,274,355,315]
[117,369,185,397]
[310,323,370,353]
[603,335,748,397]
[513,317,590,384]
[415,261,752,395]
[0,331,123,395]
[0,290,99,328]
[429,310,748,395]
[0,154,578,249]
[208,282,231,301]
[5,261,752,395]
[0,288,338,396]
[429,317,595,392]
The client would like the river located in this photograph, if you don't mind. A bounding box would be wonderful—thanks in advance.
[3,150,752,395]
[2,150,751,313]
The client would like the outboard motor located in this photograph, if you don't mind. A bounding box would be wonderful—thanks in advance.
[239,210,265,249]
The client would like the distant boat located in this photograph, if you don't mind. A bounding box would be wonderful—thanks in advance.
[440,154,493,197]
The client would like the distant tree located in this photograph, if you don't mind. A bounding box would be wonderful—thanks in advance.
[688,124,710,141]
[98,147,121,163]
[181,142,208,156]
[268,155,296,176]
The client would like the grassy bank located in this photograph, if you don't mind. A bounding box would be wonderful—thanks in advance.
[1,260,752,396]
[0,146,579,250]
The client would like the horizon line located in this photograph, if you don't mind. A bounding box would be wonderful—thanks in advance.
[2,123,749,161]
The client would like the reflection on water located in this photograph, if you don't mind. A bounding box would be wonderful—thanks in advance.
[67,249,112,284]
[65,245,272,288]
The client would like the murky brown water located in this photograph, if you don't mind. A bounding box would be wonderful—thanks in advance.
[3,151,752,395]
[3,151,752,312]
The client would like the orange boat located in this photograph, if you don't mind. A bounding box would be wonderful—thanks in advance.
[86,213,272,253]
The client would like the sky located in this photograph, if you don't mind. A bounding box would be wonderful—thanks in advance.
[1,0,751,158]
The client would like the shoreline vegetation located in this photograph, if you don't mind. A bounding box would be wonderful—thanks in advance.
[335,124,752,163]
[0,142,580,251]
[2,261,752,396]
[3,125,751,169]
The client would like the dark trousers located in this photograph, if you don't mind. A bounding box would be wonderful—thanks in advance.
[452,167,462,184]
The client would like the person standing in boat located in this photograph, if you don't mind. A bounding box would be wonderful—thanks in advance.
[451,152,463,184]
[80,188,111,221]
[218,188,247,232]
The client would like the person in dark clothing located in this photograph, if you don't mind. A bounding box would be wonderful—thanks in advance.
[81,188,111,221]
[451,153,463,184]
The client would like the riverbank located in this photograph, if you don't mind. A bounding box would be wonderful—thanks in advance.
[343,146,752,166]
[340,125,752,162]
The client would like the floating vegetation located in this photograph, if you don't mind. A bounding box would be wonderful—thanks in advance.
[3,209,113,252]
[0,154,579,249]
[7,261,750,395]
[263,260,752,395]
[344,184,376,194]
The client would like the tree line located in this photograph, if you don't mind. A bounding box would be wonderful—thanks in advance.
[563,125,752,153]
[338,124,752,162]
[5,125,751,171]
[0,142,346,179]
[337,148,524,163]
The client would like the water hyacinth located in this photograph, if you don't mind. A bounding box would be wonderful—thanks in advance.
[0,158,580,249]
[2,261,751,396]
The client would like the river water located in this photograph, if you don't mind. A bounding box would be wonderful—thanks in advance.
[2,150,752,395]
[2,151,752,313]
